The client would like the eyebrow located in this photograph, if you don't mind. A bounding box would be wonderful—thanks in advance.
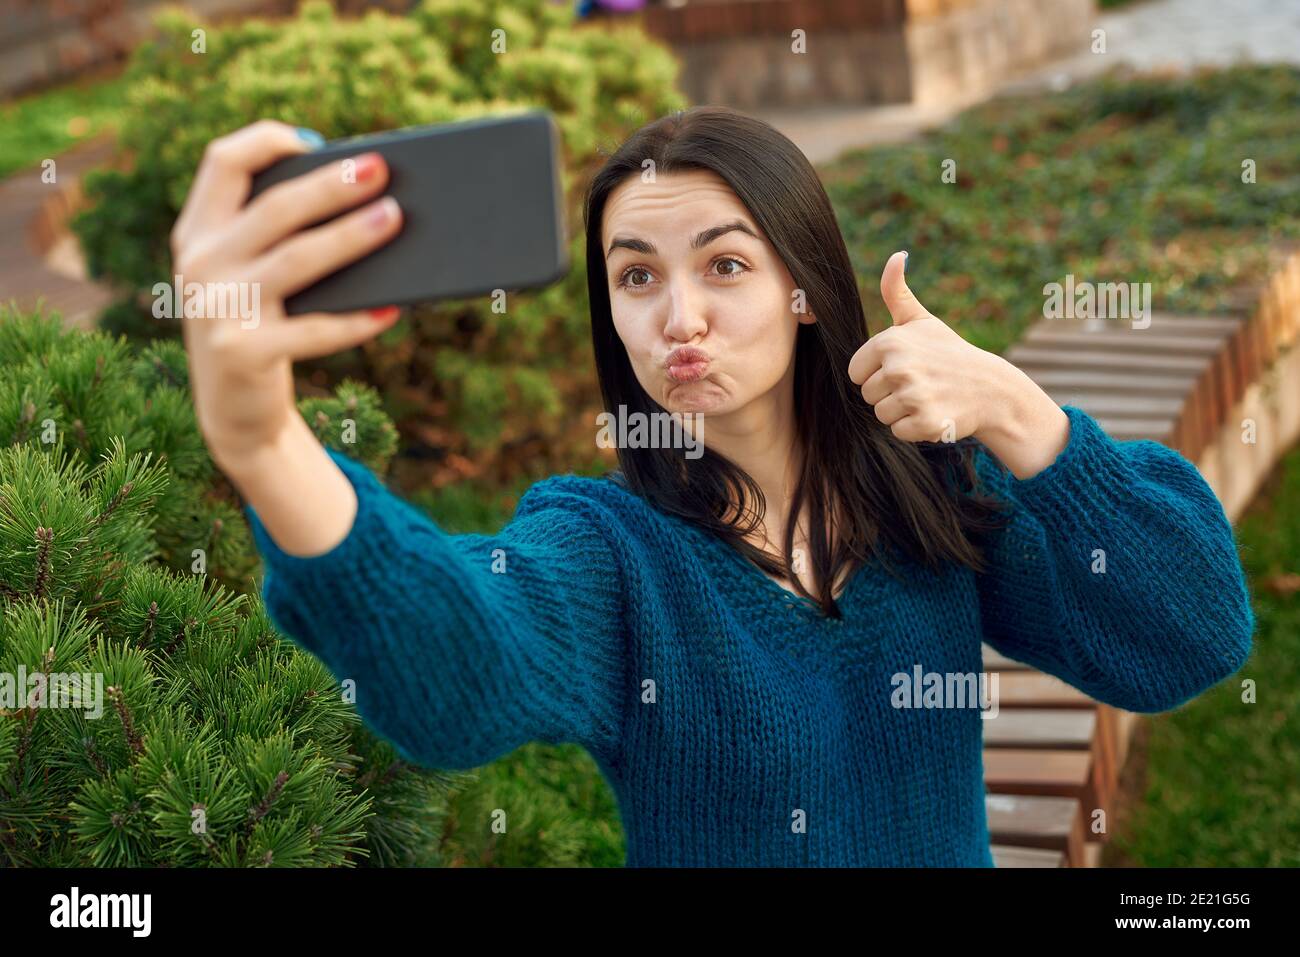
[605,220,759,259]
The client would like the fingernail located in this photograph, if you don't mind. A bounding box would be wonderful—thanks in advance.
[355,152,384,182]
[366,196,399,228]
[369,306,400,321]
[902,251,909,273]
[296,127,325,149]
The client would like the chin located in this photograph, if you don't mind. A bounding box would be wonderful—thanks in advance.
[661,380,733,415]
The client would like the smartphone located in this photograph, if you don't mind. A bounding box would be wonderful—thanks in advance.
[247,110,569,315]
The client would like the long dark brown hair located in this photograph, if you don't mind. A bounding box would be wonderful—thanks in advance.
[583,106,1011,618]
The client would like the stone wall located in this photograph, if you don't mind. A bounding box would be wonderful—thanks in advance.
[906,0,1098,107]
[641,0,1099,110]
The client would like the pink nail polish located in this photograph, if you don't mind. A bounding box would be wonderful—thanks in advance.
[367,197,397,228]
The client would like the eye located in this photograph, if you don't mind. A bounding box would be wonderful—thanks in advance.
[711,256,750,280]
[616,266,653,290]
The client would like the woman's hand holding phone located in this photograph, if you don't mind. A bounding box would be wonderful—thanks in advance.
[172,119,404,555]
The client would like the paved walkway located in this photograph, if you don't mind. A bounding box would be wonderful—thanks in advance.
[0,133,116,330]
[1001,0,1300,96]
[1070,0,1300,72]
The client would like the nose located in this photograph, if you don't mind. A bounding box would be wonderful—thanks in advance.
[662,274,708,343]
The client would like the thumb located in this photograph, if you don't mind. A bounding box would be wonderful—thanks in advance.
[880,250,928,326]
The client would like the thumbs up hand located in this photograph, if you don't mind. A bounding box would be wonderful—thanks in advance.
[845,251,1001,443]
[848,251,1070,478]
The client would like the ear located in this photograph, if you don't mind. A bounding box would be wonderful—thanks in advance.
[798,310,817,325]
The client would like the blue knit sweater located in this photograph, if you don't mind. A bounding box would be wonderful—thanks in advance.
[244,404,1254,866]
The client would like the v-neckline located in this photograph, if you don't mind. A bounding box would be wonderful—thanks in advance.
[695,525,866,623]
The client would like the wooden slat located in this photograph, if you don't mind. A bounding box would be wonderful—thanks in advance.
[991,844,1065,867]
[1032,315,1242,335]
[997,672,1096,709]
[984,747,1112,839]
[983,749,1092,797]
[985,793,1086,864]
[1089,417,1174,441]
[982,708,1095,750]
[1035,393,1183,418]
[1004,347,1209,374]
[1008,311,1259,459]
[1015,368,1195,394]
[1024,328,1230,355]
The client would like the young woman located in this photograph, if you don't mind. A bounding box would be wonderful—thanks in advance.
[173,108,1254,867]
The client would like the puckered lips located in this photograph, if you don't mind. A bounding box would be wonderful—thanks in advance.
[664,346,711,383]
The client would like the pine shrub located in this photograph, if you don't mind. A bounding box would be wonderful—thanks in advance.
[0,304,454,866]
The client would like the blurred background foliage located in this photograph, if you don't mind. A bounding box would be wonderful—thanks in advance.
[72,0,686,503]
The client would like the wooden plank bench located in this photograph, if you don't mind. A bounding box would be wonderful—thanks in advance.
[1005,313,1251,461]
[981,644,1117,866]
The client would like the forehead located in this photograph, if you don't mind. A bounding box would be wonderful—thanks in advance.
[601,169,755,246]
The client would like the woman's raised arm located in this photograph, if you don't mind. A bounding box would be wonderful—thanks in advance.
[971,404,1255,713]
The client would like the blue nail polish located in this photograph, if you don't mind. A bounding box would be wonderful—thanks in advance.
[296,127,325,149]
[902,251,909,272]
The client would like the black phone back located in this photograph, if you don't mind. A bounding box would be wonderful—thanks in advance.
[247,110,569,315]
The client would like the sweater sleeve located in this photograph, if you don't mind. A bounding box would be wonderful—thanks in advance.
[242,446,630,771]
[970,404,1255,713]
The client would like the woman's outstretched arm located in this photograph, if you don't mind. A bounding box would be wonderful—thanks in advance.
[168,120,630,771]
[971,404,1255,713]
[235,414,630,771]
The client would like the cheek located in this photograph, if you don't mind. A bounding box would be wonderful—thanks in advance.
[610,307,642,357]
[725,282,800,375]
[610,307,658,380]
